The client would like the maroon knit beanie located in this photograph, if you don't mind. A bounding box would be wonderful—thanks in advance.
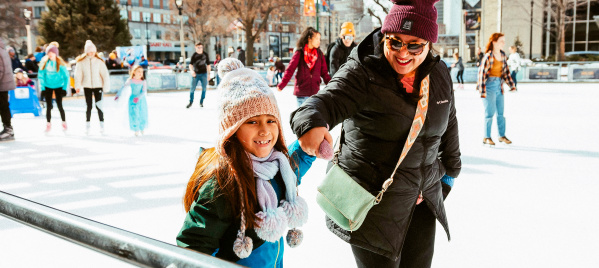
[381,0,439,43]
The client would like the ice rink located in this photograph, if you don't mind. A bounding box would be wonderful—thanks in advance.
[1,82,598,267]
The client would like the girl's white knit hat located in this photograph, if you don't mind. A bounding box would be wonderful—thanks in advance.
[84,40,97,53]
[216,58,283,157]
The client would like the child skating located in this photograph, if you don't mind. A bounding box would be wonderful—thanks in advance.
[115,65,148,136]
[176,58,317,266]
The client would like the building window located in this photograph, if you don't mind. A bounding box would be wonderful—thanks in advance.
[163,14,171,24]
[34,7,45,18]
[131,11,140,21]
[119,0,126,4]
[156,30,162,40]
[132,0,139,6]
[143,12,151,22]
[145,30,151,40]
[153,13,161,23]
[120,9,127,20]
[163,0,169,9]
[143,0,150,8]
[134,29,141,39]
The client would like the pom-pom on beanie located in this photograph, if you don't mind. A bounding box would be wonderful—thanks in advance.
[215,57,284,157]
[381,0,439,43]
[84,40,97,53]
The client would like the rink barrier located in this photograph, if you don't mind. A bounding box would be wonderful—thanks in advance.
[0,191,243,268]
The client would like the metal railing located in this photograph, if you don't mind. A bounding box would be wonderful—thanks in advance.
[0,191,243,268]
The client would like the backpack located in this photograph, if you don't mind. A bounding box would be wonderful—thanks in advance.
[324,41,337,71]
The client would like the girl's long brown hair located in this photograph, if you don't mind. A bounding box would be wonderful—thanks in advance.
[485,33,505,53]
[183,132,290,229]
[39,55,67,72]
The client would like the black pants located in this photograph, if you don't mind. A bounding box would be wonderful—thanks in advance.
[351,203,437,268]
[0,92,11,127]
[456,70,464,84]
[84,88,104,122]
[44,87,66,122]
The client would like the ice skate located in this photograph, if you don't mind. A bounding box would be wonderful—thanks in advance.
[62,121,68,131]
[498,136,512,144]
[0,126,14,141]
[186,102,192,108]
[45,123,51,133]
[100,122,105,135]
[483,138,495,147]
[86,122,91,135]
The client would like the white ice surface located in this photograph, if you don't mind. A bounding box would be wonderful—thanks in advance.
[1,82,598,267]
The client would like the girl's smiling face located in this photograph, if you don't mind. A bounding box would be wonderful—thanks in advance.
[133,67,144,79]
[235,114,279,158]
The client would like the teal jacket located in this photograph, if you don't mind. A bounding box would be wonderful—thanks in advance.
[38,60,69,91]
[176,140,316,267]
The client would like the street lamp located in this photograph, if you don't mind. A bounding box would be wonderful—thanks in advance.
[23,9,32,55]
[144,14,150,59]
[175,0,185,71]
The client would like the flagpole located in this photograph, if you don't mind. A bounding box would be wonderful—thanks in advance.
[316,0,320,31]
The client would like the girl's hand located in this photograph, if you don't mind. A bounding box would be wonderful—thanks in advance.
[133,97,139,103]
[298,127,333,158]
[416,192,424,205]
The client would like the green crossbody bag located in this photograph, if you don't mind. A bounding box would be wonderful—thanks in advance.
[316,76,431,231]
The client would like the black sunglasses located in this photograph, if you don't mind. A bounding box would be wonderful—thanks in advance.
[385,35,428,55]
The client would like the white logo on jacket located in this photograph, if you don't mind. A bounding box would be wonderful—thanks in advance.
[437,100,449,105]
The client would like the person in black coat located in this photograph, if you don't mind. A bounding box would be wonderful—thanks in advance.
[237,46,245,65]
[328,22,357,76]
[289,1,461,267]
[25,54,38,78]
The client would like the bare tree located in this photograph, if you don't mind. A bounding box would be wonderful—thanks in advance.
[170,0,232,46]
[219,0,300,66]
[515,0,586,61]
[0,0,25,47]
[365,0,391,27]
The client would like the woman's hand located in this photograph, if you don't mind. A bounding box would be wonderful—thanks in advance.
[298,126,333,158]
[416,192,424,205]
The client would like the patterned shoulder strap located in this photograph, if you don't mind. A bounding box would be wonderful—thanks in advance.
[376,75,430,203]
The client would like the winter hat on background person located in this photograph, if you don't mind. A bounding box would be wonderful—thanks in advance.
[340,22,355,36]
[215,58,308,259]
[46,45,58,56]
[84,40,97,53]
[13,68,25,74]
[381,0,439,43]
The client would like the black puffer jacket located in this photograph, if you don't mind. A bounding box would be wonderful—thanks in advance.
[328,37,357,76]
[290,29,461,260]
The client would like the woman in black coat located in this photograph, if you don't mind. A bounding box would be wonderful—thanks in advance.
[289,1,461,267]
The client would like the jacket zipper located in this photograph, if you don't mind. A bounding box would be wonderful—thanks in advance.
[394,121,428,261]
[274,239,280,268]
[89,59,94,88]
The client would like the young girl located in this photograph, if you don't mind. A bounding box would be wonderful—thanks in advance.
[266,65,277,87]
[176,58,316,266]
[75,40,110,134]
[14,68,34,87]
[115,65,148,136]
[38,45,69,132]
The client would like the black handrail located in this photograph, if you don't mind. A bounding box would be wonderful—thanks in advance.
[0,191,243,268]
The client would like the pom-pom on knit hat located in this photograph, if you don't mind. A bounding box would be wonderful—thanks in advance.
[84,40,97,53]
[381,0,439,43]
[215,57,284,157]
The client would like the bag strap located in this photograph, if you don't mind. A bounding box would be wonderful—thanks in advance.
[375,75,431,203]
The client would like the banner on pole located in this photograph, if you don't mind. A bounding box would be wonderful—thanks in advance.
[304,0,316,16]
[465,11,481,30]
[462,0,481,9]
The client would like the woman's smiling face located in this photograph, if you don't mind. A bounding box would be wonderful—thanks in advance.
[384,33,430,76]
[235,114,279,158]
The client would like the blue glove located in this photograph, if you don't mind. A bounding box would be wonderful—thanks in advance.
[441,174,455,200]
